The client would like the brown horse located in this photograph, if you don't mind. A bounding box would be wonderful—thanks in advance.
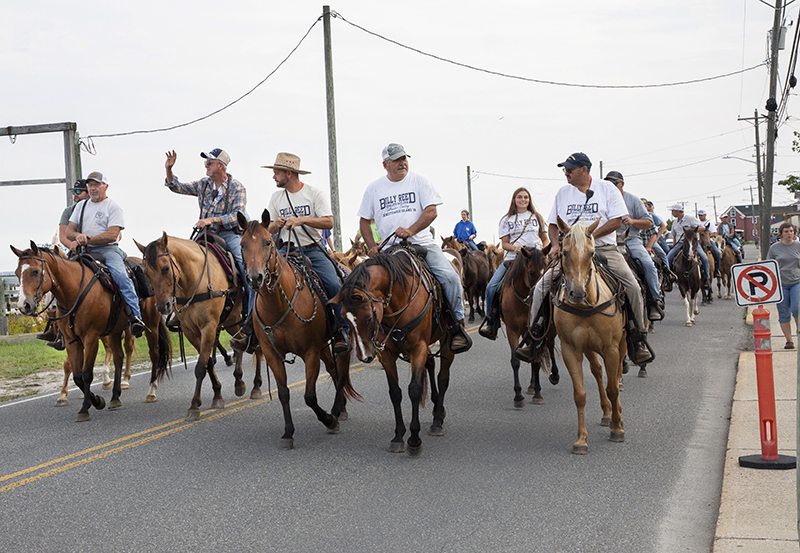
[441,236,491,323]
[697,227,715,304]
[135,232,258,420]
[237,211,358,449]
[331,246,455,457]
[11,243,170,421]
[484,242,504,271]
[499,246,560,407]
[713,236,736,299]
[674,227,702,326]
[553,218,626,454]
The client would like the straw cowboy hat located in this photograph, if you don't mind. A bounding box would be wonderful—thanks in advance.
[261,152,311,175]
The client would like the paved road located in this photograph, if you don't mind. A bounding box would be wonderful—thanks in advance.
[0,282,747,552]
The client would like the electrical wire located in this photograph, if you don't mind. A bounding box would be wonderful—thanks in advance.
[330,11,767,89]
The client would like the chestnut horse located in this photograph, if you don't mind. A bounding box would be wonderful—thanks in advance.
[674,227,702,326]
[135,232,258,420]
[237,211,358,449]
[11,243,171,421]
[553,218,626,454]
[713,236,736,299]
[499,246,560,407]
[331,246,455,457]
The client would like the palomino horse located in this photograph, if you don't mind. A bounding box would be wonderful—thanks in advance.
[332,245,455,457]
[713,236,736,299]
[11,243,171,421]
[483,242,504,271]
[674,227,702,326]
[441,236,491,323]
[237,211,358,449]
[553,218,626,454]
[499,246,560,407]
[135,232,258,420]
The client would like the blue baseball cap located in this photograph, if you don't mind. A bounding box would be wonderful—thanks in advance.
[558,152,592,169]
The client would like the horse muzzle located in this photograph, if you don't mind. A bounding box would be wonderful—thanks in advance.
[247,273,264,291]
[17,296,37,316]
[156,298,175,315]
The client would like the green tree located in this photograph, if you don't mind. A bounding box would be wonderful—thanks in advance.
[778,131,800,193]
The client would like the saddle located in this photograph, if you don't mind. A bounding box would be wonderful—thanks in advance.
[72,252,154,302]
[193,231,238,289]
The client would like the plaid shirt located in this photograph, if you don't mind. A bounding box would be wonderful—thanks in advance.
[640,213,658,244]
[166,174,247,231]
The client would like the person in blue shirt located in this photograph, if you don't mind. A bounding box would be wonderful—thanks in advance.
[453,210,479,250]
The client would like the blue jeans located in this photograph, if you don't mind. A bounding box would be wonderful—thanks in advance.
[708,240,721,271]
[627,239,661,301]
[485,261,507,312]
[87,244,141,319]
[423,243,465,321]
[459,238,479,251]
[777,283,800,323]
[280,246,347,330]
[219,229,253,313]
[667,241,710,279]
[652,242,669,268]
[657,236,669,254]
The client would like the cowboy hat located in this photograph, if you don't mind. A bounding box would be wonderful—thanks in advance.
[261,152,310,175]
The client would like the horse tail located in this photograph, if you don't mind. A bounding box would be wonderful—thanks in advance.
[154,317,173,382]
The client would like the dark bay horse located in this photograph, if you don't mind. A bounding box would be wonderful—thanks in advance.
[674,227,702,326]
[331,246,455,457]
[441,236,491,323]
[553,218,626,454]
[11,242,171,421]
[714,235,736,299]
[135,232,258,420]
[237,211,358,449]
[499,246,560,407]
[697,227,715,304]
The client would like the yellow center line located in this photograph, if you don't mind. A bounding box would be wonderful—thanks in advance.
[1,323,482,493]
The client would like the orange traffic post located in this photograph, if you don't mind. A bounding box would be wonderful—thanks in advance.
[739,305,796,470]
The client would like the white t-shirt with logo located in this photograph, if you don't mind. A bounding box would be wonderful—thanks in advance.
[547,177,627,247]
[267,183,332,248]
[68,198,125,246]
[357,171,442,247]
[498,211,542,261]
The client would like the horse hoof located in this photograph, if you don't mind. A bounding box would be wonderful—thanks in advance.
[338,410,348,421]
[610,431,625,442]
[102,381,112,391]
[235,382,246,397]
[250,389,262,400]
[406,443,423,457]
[326,421,340,434]
[514,399,526,409]
[76,412,91,423]
[121,380,130,390]
[279,438,294,449]
[225,358,234,367]
[211,399,225,410]
[530,397,544,405]
[388,441,405,453]
[549,374,560,386]
[638,368,648,378]
[109,399,122,409]
[572,444,588,455]
[685,322,693,327]
[429,425,444,436]
[600,417,611,427]
[145,394,157,403]
[92,395,106,410]
[56,399,68,407]
[186,409,201,421]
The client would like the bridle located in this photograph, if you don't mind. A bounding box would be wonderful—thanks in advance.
[16,251,57,316]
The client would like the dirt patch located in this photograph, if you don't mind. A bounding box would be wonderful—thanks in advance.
[0,370,66,401]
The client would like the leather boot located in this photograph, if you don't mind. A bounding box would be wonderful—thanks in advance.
[230,315,257,354]
[37,319,57,342]
[47,329,65,351]
[628,329,655,366]
[514,327,543,363]
[332,327,352,355]
[449,319,473,354]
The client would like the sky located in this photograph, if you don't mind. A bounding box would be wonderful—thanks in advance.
[2,0,798,271]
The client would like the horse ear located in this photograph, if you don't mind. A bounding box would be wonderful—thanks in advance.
[236,211,248,232]
[327,292,342,306]
[10,245,24,258]
[586,218,601,235]
[134,239,146,255]
[29,240,39,255]
[261,209,271,229]
[557,216,570,234]
[520,247,531,258]
[160,231,168,249]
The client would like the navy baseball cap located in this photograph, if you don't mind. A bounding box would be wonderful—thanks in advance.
[557,152,592,169]
[604,170,624,182]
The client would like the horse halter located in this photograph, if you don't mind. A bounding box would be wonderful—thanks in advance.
[16,251,56,314]
[156,248,185,309]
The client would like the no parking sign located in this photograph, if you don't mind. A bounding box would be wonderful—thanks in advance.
[732,260,783,307]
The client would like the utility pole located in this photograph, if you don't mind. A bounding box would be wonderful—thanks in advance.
[755,110,765,253]
[763,0,783,260]
[466,166,473,221]
[322,5,342,251]
[708,195,720,221]
[745,185,757,243]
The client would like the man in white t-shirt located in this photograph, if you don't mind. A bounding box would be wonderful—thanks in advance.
[357,143,471,353]
[65,171,146,337]
[230,152,350,355]
[515,153,654,367]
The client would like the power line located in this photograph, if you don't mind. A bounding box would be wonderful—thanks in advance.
[331,11,767,89]
[84,16,323,140]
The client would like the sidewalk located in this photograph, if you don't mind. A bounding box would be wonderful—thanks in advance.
[713,302,799,552]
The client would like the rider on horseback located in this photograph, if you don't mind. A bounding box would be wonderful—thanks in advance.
[666,204,714,288]
[718,213,744,263]
[357,143,472,354]
[231,152,351,355]
[698,210,722,277]
[65,172,146,337]
[514,153,655,367]
[453,210,479,251]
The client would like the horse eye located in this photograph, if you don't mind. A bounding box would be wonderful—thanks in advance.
[31,269,39,276]
[161,266,170,274]
[262,239,269,248]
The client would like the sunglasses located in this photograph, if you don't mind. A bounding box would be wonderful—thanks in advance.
[204,160,219,167]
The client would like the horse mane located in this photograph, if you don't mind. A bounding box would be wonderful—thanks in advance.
[340,252,416,308]
[565,222,592,252]
[506,247,545,284]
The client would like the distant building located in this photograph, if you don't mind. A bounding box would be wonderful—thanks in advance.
[721,204,800,242]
